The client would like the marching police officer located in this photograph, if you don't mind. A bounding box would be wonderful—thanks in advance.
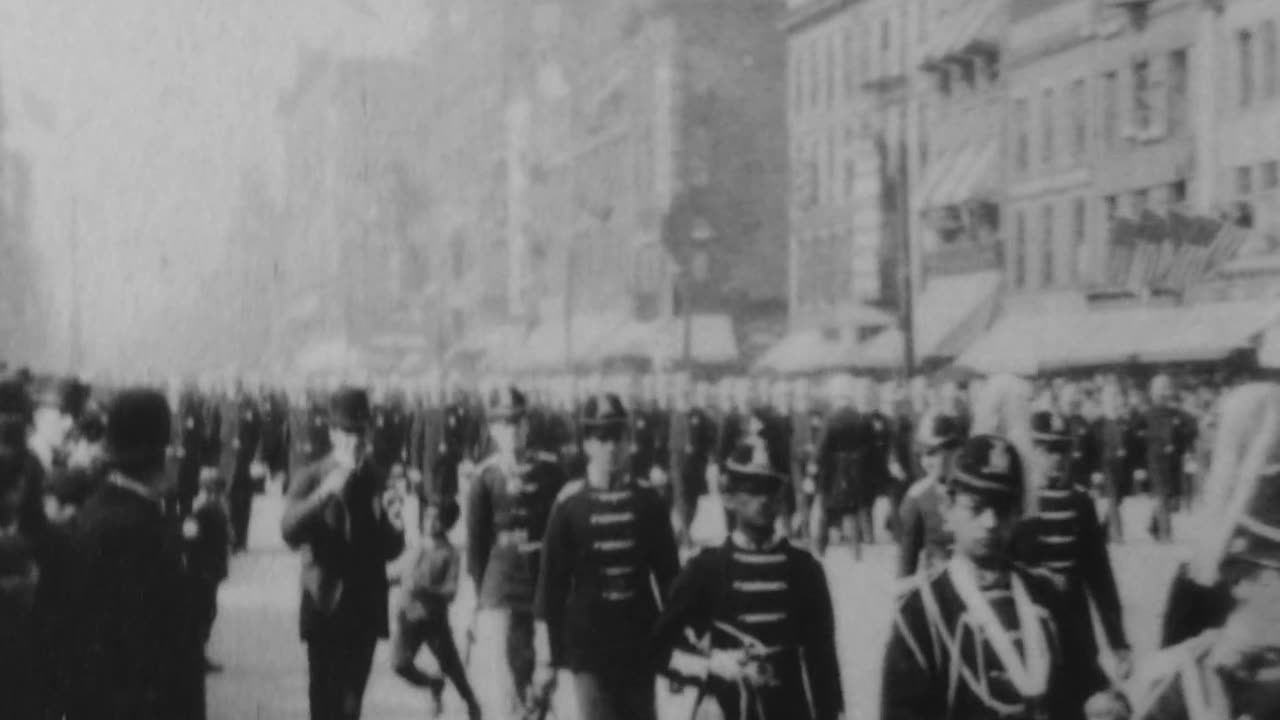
[466,386,567,719]
[671,376,716,546]
[1144,375,1196,542]
[882,434,1094,720]
[532,393,680,720]
[651,411,844,720]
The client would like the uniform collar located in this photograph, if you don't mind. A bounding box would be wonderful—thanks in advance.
[730,529,785,552]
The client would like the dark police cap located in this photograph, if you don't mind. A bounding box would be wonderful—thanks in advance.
[329,386,372,432]
[486,385,527,422]
[723,413,787,495]
[579,392,627,428]
[33,376,92,418]
[917,412,962,453]
[1029,410,1071,451]
[104,388,172,465]
[949,434,1025,503]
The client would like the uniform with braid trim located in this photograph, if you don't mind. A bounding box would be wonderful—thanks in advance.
[880,561,1077,720]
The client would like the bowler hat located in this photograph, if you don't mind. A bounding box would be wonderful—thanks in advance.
[104,388,172,466]
[580,393,627,428]
[329,386,371,432]
[949,434,1025,503]
[486,386,527,422]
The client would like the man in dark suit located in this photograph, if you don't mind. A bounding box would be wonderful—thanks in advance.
[1145,374,1196,542]
[61,388,201,720]
[282,387,405,720]
[228,383,263,552]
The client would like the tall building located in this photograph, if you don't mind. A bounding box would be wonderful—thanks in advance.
[521,0,789,368]
[1002,0,1098,314]
[275,53,437,355]
[782,0,900,334]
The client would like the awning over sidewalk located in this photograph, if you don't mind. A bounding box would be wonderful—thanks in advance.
[753,328,860,374]
[587,314,739,367]
[920,142,1000,210]
[513,313,628,371]
[860,270,1002,369]
[958,300,1280,375]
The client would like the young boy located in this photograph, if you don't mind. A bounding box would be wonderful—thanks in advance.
[389,498,480,720]
[650,419,844,720]
[183,467,232,672]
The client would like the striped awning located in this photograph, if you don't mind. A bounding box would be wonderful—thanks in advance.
[753,327,861,374]
[859,270,1002,368]
[920,142,999,210]
[921,0,1002,66]
[958,301,1280,374]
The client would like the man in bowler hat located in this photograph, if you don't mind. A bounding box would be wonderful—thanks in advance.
[60,388,201,720]
[282,386,406,720]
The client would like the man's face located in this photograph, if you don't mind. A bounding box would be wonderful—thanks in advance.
[329,427,367,467]
[489,418,528,455]
[946,490,1019,566]
[727,488,782,533]
[33,406,72,447]
[921,447,954,480]
[584,426,626,474]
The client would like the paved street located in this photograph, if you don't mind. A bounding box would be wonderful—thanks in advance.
[209,494,1187,720]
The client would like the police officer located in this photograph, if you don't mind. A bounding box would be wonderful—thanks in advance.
[814,375,875,560]
[532,393,680,720]
[791,378,823,544]
[882,434,1092,720]
[226,380,262,553]
[1144,375,1196,542]
[651,413,844,720]
[1018,410,1131,710]
[671,375,715,547]
[466,386,567,719]
[896,412,961,578]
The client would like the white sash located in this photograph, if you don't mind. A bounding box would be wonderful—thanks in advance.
[948,556,1051,700]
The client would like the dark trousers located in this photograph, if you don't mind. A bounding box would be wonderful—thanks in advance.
[572,668,656,720]
[229,488,252,550]
[391,611,478,707]
[307,631,377,720]
[193,578,220,649]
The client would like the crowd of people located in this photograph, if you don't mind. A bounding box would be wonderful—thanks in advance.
[0,363,1273,720]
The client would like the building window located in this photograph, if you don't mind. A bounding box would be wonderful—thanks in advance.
[1041,87,1055,167]
[1071,197,1086,283]
[1263,161,1279,189]
[1170,179,1188,208]
[1167,49,1188,136]
[1014,97,1030,173]
[1101,71,1119,148]
[1133,188,1149,215]
[843,26,857,99]
[1266,21,1279,97]
[828,34,839,108]
[936,67,952,96]
[1240,28,1255,106]
[1132,59,1151,131]
[1014,211,1027,289]
[881,17,891,51]
[1042,204,1055,288]
[1069,78,1087,158]
[1104,195,1118,220]
[1238,165,1254,195]
[958,60,975,91]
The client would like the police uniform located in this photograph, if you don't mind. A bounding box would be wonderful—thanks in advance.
[1145,402,1196,541]
[1095,410,1140,541]
[533,393,680,720]
[881,435,1083,720]
[227,391,262,552]
[466,387,567,719]
[792,406,824,543]
[1014,411,1127,713]
[651,420,843,720]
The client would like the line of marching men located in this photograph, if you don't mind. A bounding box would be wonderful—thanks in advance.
[275,368,1273,720]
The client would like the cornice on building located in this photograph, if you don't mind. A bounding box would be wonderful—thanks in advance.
[780,0,854,34]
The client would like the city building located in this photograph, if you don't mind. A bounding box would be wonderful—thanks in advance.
[1002,0,1097,314]
[514,0,789,371]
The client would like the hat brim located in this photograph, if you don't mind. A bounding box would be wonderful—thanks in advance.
[948,467,1022,500]
[723,466,786,494]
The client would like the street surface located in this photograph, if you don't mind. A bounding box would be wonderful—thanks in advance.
[210,494,1186,720]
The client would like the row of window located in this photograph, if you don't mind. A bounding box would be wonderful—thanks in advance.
[791,125,861,210]
[1236,160,1280,196]
[788,12,896,117]
[1011,49,1190,176]
[1009,197,1089,291]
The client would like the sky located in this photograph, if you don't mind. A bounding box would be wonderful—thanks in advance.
[0,0,432,371]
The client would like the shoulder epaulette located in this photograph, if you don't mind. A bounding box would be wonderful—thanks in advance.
[555,479,585,503]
